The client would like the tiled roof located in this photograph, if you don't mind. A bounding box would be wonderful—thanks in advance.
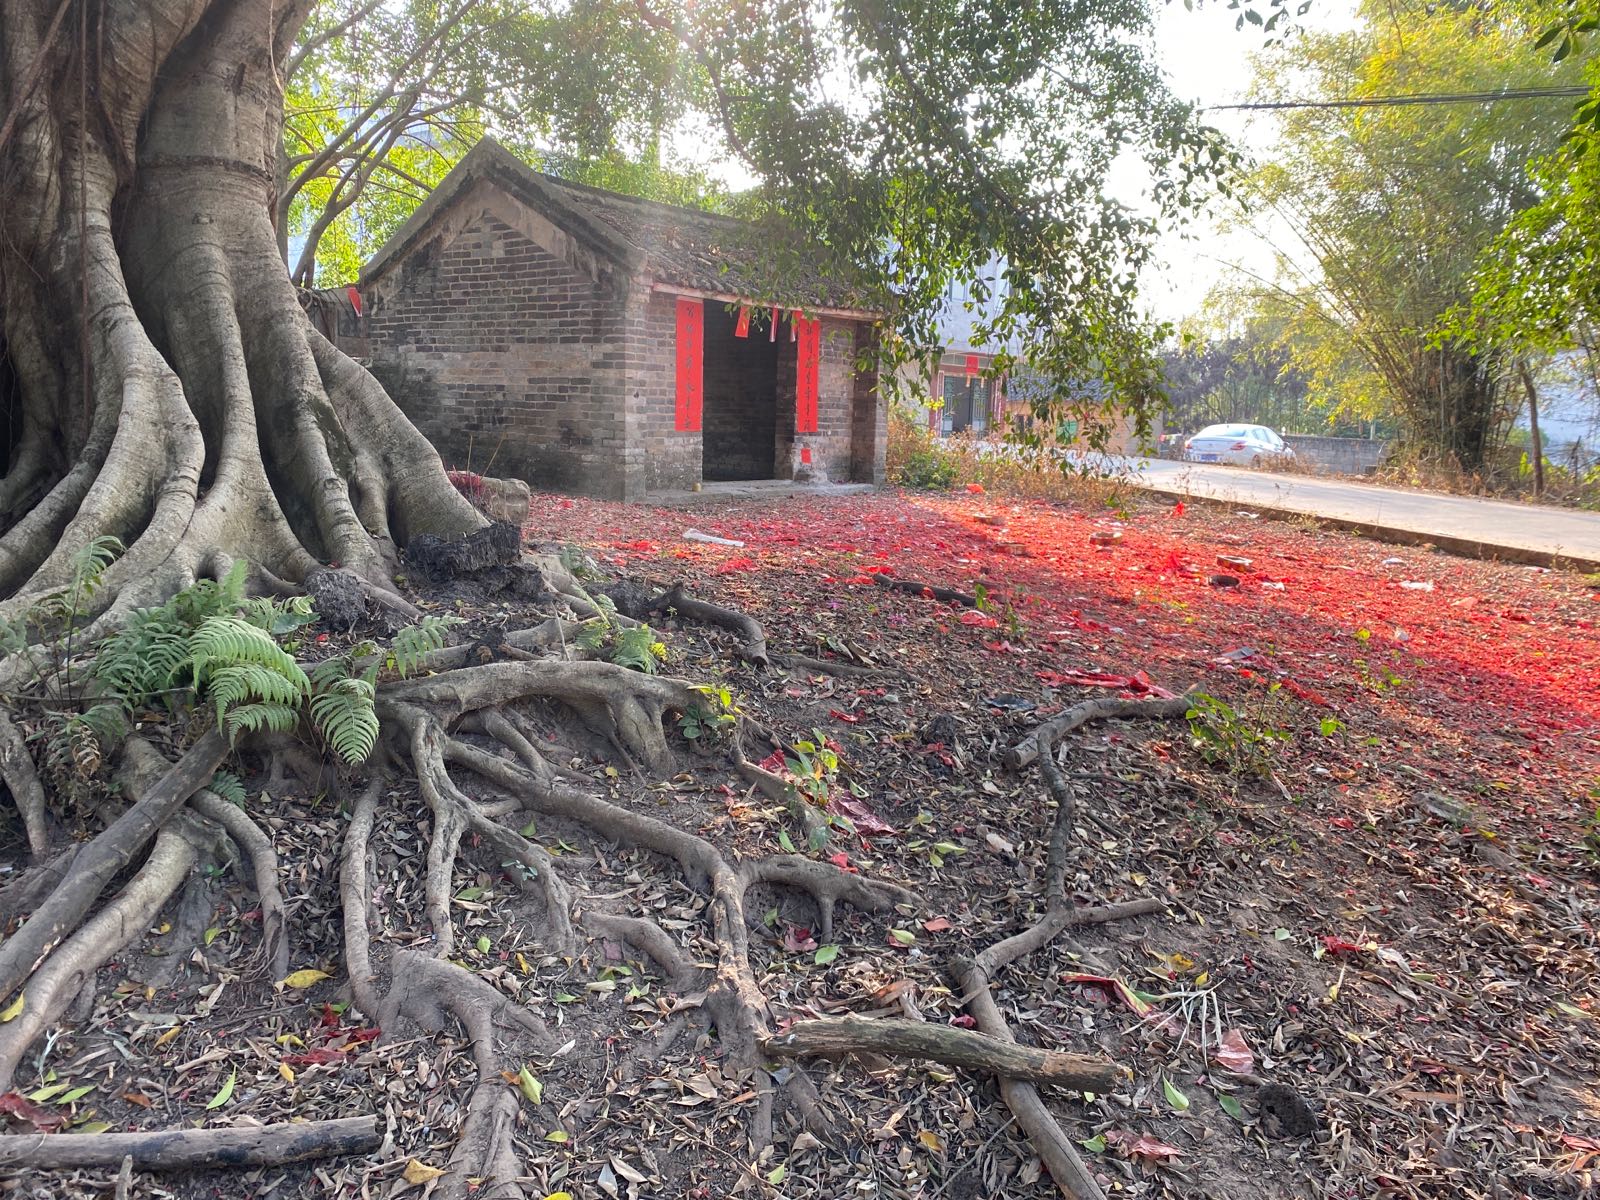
[363,138,879,314]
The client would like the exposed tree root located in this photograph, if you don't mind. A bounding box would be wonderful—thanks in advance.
[0,1116,381,1170]
[441,734,915,1149]
[731,729,829,849]
[0,709,48,859]
[766,1014,1123,1090]
[188,788,290,980]
[0,828,195,1090]
[0,729,227,1005]
[1005,694,1193,770]
[769,651,906,680]
[870,574,978,606]
[645,583,770,666]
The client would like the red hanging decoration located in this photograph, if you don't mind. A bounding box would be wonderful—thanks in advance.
[770,305,779,341]
[735,305,751,338]
[965,353,979,381]
[674,298,704,432]
[796,317,821,434]
[346,286,362,318]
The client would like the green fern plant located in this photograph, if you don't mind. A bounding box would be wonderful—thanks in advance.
[391,614,464,677]
[209,770,248,806]
[612,624,668,674]
[309,656,380,764]
[187,616,311,746]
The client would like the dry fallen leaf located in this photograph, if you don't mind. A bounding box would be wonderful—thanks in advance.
[917,1130,943,1152]
[280,969,330,989]
[402,1160,446,1185]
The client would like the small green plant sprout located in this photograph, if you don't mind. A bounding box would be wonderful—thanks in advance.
[679,685,739,740]
[1184,688,1291,779]
[785,729,841,809]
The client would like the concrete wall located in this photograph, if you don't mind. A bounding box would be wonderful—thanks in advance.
[365,207,633,498]
[1282,435,1389,476]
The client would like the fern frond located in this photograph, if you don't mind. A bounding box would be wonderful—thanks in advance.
[310,675,379,764]
[189,616,310,693]
[576,619,607,653]
[613,624,665,674]
[69,535,124,600]
[207,663,306,722]
[309,655,354,688]
[209,770,248,806]
[223,702,301,743]
[392,614,463,677]
[240,593,317,636]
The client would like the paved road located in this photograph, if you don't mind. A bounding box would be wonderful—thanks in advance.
[1111,457,1600,570]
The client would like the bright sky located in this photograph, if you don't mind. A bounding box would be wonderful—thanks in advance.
[1140,0,1362,326]
[668,1,1366,331]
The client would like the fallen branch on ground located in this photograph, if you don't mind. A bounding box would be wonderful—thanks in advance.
[765,1014,1123,1090]
[1005,694,1192,770]
[0,1116,381,1170]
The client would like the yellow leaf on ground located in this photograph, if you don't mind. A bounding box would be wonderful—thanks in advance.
[153,1025,181,1048]
[278,1063,295,1083]
[280,969,330,989]
[0,992,24,1023]
[403,1160,446,1185]
[917,1130,943,1152]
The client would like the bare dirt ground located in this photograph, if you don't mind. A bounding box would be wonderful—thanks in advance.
[3,486,1596,1200]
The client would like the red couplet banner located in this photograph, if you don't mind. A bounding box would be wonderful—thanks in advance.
[795,317,821,433]
[675,297,703,431]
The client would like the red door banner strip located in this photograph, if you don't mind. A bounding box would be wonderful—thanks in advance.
[795,317,821,434]
[675,298,703,432]
[735,305,751,338]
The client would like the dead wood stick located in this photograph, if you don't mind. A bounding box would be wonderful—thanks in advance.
[955,958,1109,1200]
[647,583,769,665]
[0,1115,381,1170]
[765,1015,1122,1091]
[770,651,905,680]
[1006,695,1191,770]
[870,574,977,606]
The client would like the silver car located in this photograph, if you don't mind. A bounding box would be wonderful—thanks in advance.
[1183,423,1295,467]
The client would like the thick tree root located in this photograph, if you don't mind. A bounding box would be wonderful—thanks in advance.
[766,1015,1123,1090]
[189,788,290,980]
[0,829,195,1090]
[1005,695,1192,770]
[0,1116,381,1170]
[0,709,48,860]
[645,583,770,666]
[0,729,227,1006]
[385,660,698,773]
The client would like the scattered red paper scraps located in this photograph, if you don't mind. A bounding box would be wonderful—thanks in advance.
[829,795,896,836]
[958,610,1000,628]
[1214,1028,1255,1074]
[1037,668,1178,699]
[1320,935,1373,956]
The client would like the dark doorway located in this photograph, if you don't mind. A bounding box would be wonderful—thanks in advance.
[701,304,777,481]
[940,373,992,435]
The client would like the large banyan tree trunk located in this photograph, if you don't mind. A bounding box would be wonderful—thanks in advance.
[0,0,482,627]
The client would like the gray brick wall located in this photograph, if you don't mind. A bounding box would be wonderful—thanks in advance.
[363,204,883,498]
[366,214,633,498]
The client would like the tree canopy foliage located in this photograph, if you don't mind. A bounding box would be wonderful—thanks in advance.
[1219,0,1585,470]
[283,0,1234,432]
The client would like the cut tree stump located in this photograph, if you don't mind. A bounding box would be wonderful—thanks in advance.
[0,1116,381,1170]
[765,1015,1123,1091]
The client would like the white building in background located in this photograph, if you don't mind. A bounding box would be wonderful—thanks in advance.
[1521,353,1600,469]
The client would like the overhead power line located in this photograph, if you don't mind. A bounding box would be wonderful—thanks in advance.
[1207,85,1590,112]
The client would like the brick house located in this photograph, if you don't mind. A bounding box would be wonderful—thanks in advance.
[357,138,886,500]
